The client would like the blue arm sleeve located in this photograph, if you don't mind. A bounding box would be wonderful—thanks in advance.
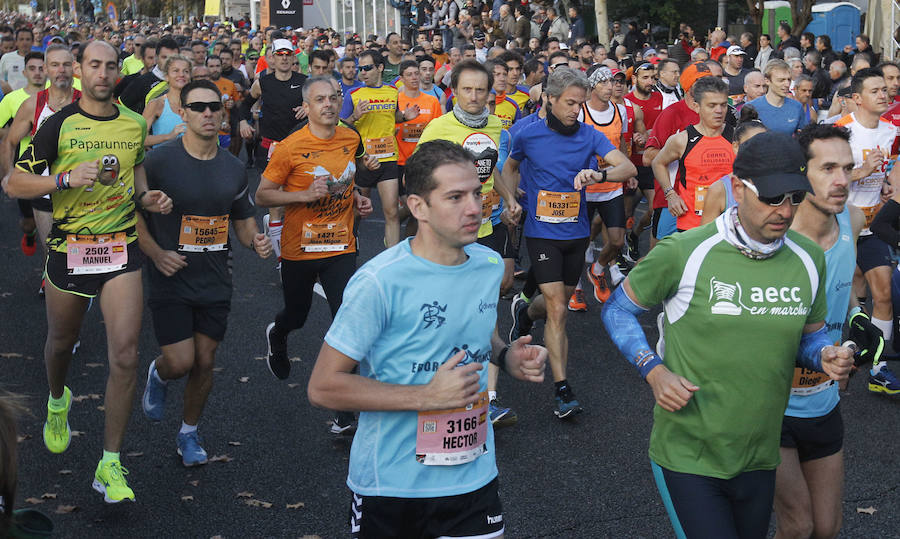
[796,326,828,372]
[601,285,663,379]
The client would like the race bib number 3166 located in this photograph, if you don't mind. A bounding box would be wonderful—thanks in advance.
[415,392,488,466]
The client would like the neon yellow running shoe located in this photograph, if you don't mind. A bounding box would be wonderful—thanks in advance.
[92,460,135,503]
[43,386,72,454]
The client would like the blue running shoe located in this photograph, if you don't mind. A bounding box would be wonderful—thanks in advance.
[554,386,583,419]
[489,399,518,428]
[868,366,900,396]
[176,431,208,467]
[142,360,167,421]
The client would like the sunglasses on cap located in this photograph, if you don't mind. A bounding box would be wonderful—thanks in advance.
[740,179,806,206]
[358,64,377,71]
[184,101,224,113]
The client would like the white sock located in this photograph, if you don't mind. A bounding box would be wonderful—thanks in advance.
[575,276,584,291]
[584,246,595,264]
[871,317,893,374]
[180,422,198,435]
[268,219,283,260]
[488,390,497,401]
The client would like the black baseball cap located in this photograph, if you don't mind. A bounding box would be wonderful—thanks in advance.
[733,132,814,198]
[473,31,486,40]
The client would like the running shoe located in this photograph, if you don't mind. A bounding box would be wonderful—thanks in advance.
[142,360,167,421]
[489,399,518,427]
[508,293,533,342]
[588,265,611,303]
[265,322,290,379]
[92,460,135,503]
[568,289,588,312]
[43,386,72,454]
[624,231,641,263]
[609,263,626,287]
[330,412,357,435]
[21,232,36,256]
[176,431,209,467]
[554,386,583,419]
[868,366,900,396]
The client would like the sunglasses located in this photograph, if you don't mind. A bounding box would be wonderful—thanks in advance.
[358,64,377,72]
[741,179,806,206]
[184,101,223,112]
[274,50,292,56]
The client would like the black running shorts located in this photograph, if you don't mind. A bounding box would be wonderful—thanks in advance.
[525,236,589,286]
[356,161,399,189]
[45,241,142,298]
[149,301,231,346]
[780,404,844,462]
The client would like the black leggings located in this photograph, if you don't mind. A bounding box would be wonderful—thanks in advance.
[652,461,775,539]
[272,253,357,337]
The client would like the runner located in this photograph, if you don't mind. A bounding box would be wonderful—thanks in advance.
[498,51,529,113]
[6,41,173,503]
[142,55,189,147]
[484,59,520,129]
[655,59,682,109]
[624,62,663,262]
[651,76,734,233]
[239,38,308,266]
[602,131,854,538]
[395,60,441,176]
[341,49,418,248]
[417,58,522,427]
[643,62,710,246]
[774,122,879,539]
[505,68,635,418]
[306,139,547,538]
[139,79,272,467]
[0,51,46,260]
[207,55,241,150]
[416,55,445,109]
[745,59,809,135]
[119,37,179,114]
[0,27,33,94]
[256,76,376,434]
[571,66,631,309]
[835,67,900,393]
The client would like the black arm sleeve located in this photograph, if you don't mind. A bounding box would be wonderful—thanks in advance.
[870,199,900,248]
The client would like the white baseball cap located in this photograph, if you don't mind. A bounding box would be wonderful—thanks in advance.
[273,38,294,52]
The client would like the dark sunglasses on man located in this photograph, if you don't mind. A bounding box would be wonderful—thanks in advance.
[184,101,224,113]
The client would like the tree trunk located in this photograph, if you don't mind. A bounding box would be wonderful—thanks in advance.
[790,0,812,36]
[595,0,608,47]
[745,0,761,25]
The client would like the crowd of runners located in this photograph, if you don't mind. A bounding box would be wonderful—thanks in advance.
[0,5,898,538]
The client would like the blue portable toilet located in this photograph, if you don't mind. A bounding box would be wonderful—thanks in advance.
[805,2,861,52]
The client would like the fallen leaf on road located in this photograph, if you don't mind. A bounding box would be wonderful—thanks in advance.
[287,383,300,389]
[85,363,103,368]
[213,367,224,372]
[857,506,877,515]
[209,454,233,463]
[24,498,44,505]
[236,491,254,498]
[73,395,91,402]
[238,377,249,383]
[126,451,144,457]
[244,499,273,508]
[289,357,301,362]
[181,495,194,502]
[71,430,84,437]
[286,502,305,509]
[55,505,77,514]
[41,493,57,499]
[16,434,31,443]
[59,470,72,475]
[253,356,265,361]
[0,352,23,358]
[89,394,102,400]
[97,405,105,411]
[0,292,12,297]
[228,441,241,446]
[188,480,200,486]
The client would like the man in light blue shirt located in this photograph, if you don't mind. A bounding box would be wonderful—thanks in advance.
[308,140,547,538]
[746,58,809,134]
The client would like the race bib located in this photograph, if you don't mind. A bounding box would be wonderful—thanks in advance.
[178,215,229,252]
[365,137,396,159]
[66,232,128,275]
[415,392,488,466]
[536,191,579,223]
[300,222,350,252]
[860,204,883,228]
[694,185,708,216]
[790,367,833,396]
[401,123,426,143]
[481,190,500,224]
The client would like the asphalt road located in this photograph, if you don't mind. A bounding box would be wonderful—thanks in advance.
[2,167,899,538]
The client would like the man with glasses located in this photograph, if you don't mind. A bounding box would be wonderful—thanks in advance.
[602,130,853,539]
[120,34,146,76]
[655,59,682,109]
[239,38,308,267]
[139,79,272,467]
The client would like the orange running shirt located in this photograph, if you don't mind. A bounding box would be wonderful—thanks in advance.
[262,123,365,260]
[396,91,442,165]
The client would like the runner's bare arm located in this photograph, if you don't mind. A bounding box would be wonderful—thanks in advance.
[495,328,546,383]
[650,131,686,192]
[0,96,35,178]
[500,156,520,202]
[308,342,483,412]
[255,175,328,206]
[133,163,172,214]
[699,181,726,225]
[6,158,100,199]
[492,168,520,222]
[135,212,187,277]
[232,216,272,258]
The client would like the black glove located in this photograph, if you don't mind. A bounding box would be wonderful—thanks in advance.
[848,311,884,367]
